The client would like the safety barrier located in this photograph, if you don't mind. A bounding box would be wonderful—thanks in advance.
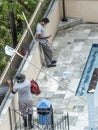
[9,108,69,130]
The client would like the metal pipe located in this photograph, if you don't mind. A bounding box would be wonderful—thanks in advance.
[62,0,67,21]
[9,107,13,130]
[45,0,56,17]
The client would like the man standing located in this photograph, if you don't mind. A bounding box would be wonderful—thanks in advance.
[7,73,33,129]
[36,18,57,67]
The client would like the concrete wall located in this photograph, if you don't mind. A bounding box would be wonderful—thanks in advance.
[0,109,11,130]
[61,0,98,22]
[0,0,60,130]
[0,94,18,130]
[21,43,42,81]
[46,0,60,44]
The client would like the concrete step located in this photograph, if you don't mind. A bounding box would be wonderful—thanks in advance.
[58,17,83,31]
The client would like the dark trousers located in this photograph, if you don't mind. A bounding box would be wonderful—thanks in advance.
[40,43,53,65]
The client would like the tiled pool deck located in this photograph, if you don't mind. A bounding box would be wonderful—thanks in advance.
[32,22,98,130]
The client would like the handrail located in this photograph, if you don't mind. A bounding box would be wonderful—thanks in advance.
[10,108,70,130]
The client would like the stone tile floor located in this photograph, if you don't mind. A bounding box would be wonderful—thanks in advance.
[32,23,98,130]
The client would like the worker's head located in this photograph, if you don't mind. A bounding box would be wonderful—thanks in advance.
[41,18,49,26]
[15,73,26,83]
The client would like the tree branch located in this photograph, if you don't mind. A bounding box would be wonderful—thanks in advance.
[16,0,31,14]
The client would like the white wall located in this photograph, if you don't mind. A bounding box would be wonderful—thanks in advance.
[61,0,98,22]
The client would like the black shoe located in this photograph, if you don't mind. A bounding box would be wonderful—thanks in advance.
[51,60,57,64]
[28,123,34,129]
[28,114,34,129]
[47,64,56,68]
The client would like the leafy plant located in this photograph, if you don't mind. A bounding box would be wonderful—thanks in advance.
[0,0,50,76]
[0,0,39,75]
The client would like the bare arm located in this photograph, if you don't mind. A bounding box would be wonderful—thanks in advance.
[36,34,51,39]
[7,80,16,94]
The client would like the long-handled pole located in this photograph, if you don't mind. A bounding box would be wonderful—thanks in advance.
[22,12,36,43]
[13,48,85,102]
[13,13,85,101]
[5,44,77,96]
[14,49,76,95]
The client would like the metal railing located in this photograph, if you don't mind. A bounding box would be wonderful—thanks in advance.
[9,107,69,130]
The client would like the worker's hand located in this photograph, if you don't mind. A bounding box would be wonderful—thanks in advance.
[47,35,51,38]
[7,79,11,84]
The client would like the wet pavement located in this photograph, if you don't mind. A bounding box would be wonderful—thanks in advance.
[32,22,98,130]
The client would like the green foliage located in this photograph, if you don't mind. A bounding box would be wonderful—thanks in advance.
[23,0,39,11]
[0,0,50,76]
[0,0,40,75]
[0,44,9,74]
[0,0,38,75]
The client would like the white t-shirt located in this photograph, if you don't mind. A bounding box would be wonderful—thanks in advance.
[36,23,48,45]
[13,80,32,102]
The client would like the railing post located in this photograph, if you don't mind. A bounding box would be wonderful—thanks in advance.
[9,107,13,130]
[67,113,69,130]
[62,0,67,21]
[50,105,54,130]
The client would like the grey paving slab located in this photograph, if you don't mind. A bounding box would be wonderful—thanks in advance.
[32,23,98,130]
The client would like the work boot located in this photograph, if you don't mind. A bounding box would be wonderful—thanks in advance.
[51,60,57,64]
[28,114,34,129]
[23,117,27,127]
[47,64,56,68]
